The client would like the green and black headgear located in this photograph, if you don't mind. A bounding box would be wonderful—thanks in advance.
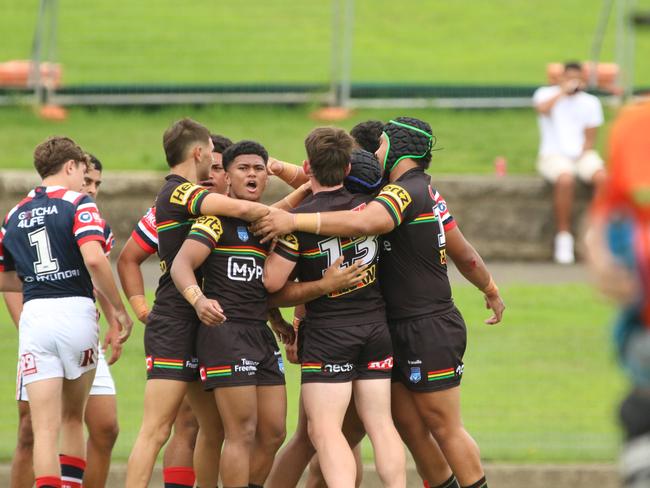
[381,117,434,174]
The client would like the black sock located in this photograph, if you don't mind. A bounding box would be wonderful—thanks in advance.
[431,474,461,488]
[462,476,487,488]
[249,485,264,488]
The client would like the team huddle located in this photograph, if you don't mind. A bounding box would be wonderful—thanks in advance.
[0,116,505,488]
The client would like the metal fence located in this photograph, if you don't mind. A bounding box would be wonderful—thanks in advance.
[1,0,649,108]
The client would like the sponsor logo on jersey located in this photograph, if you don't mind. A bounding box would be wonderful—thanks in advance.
[409,367,421,383]
[328,264,376,297]
[381,184,412,211]
[383,240,392,252]
[78,211,92,223]
[21,353,37,375]
[80,348,96,367]
[324,362,354,373]
[186,358,198,369]
[407,359,422,365]
[368,356,394,370]
[17,206,59,228]
[456,364,465,376]
[227,256,263,282]
[193,215,223,241]
[439,249,447,265]
[170,182,199,206]
[237,226,249,242]
[34,268,81,282]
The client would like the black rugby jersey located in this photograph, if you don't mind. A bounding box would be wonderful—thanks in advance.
[187,215,270,323]
[274,187,386,327]
[151,174,209,319]
[0,186,106,302]
[374,168,457,321]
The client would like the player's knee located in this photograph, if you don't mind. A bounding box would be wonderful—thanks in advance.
[555,172,575,188]
[89,419,120,450]
[259,422,286,451]
[174,416,199,445]
[228,418,257,446]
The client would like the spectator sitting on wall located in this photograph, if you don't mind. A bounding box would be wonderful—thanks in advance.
[533,61,607,264]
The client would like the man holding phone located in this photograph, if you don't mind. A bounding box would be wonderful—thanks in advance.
[534,61,606,264]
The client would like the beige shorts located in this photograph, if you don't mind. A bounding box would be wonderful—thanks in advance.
[537,150,604,183]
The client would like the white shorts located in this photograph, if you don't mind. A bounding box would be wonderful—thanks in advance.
[16,350,116,401]
[18,297,99,388]
[537,150,604,183]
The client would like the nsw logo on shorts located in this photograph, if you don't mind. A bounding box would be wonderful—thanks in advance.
[409,367,421,383]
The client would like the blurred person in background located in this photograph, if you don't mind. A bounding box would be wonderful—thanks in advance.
[534,61,606,264]
[585,98,650,488]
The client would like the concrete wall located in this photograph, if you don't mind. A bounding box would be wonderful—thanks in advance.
[0,171,593,261]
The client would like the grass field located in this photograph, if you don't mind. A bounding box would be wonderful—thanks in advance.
[0,282,625,463]
[2,1,650,86]
[0,104,618,174]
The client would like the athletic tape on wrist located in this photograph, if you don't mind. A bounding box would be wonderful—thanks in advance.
[182,285,204,306]
[482,277,499,297]
[295,213,319,233]
[128,295,149,321]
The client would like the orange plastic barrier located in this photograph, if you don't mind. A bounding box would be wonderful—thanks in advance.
[546,62,620,94]
[0,60,62,88]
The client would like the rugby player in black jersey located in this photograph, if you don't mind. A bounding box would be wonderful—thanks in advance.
[170,139,365,488]
[253,117,505,488]
[265,127,406,488]
[125,119,283,487]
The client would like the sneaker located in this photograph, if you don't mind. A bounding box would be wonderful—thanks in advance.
[554,231,575,264]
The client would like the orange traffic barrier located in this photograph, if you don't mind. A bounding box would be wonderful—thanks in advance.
[0,60,62,88]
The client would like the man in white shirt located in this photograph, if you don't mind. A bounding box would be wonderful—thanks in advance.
[533,61,606,264]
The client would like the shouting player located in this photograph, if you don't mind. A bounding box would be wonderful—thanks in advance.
[0,137,133,488]
[6,153,122,488]
[125,119,282,487]
[117,133,232,488]
[265,127,406,488]
[253,117,505,488]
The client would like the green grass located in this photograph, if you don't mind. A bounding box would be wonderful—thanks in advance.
[0,104,618,174]
[0,283,625,463]
[2,1,650,85]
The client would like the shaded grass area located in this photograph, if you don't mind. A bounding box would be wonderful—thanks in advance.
[0,104,618,175]
[0,283,625,462]
[1,1,650,85]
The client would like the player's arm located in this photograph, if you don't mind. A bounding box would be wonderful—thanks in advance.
[3,291,23,328]
[0,271,22,293]
[200,192,269,223]
[170,239,225,326]
[117,237,153,323]
[264,251,298,294]
[80,241,133,342]
[267,157,309,189]
[445,226,505,325]
[268,256,367,308]
[271,182,312,211]
[253,201,395,243]
[95,288,123,365]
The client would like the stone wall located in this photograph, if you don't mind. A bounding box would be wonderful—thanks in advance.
[0,171,593,261]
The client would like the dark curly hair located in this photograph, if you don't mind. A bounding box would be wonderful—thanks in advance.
[222,140,269,170]
[350,120,384,153]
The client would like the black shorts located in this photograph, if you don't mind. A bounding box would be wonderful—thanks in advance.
[197,320,285,390]
[144,311,200,382]
[299,321,393,384]
[390,308,467,392]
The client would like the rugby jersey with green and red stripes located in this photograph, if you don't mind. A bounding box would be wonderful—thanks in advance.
[274,188,386,328]
[187,214,270,322]
[151,174,209,320]
[374,168,457,321]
